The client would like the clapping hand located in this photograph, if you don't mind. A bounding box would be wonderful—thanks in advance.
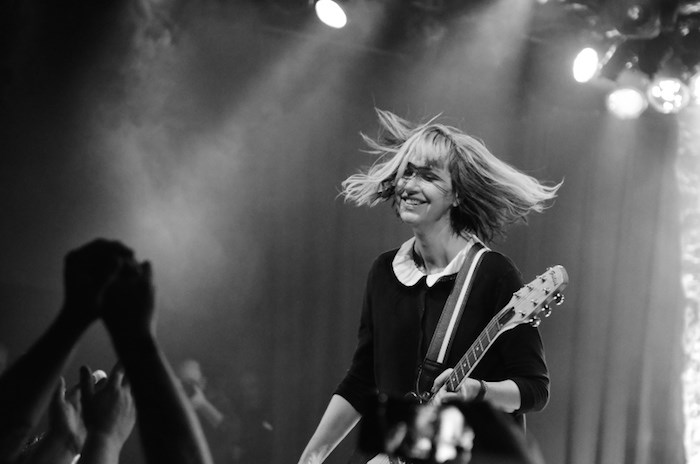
[62,239,136,328]
[101,259,156,340]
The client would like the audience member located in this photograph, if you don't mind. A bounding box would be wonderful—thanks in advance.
[177,358,241,463]
[178,359,225,429]
[176,359,274,464]
[20,374,88,464]
[22,365,134,464]
[97,241,214,464]
[0,239,214,464]
[0,239,132,463]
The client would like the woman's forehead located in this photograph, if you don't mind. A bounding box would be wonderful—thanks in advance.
[404,149,448,168]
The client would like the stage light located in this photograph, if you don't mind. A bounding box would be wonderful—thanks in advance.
[315,0,347,29]
[647,76,691,113]
[573,47,599,83]
[606,86,648,119]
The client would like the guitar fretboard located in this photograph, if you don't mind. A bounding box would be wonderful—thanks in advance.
[434,265,567,397]
[445,307,515,392]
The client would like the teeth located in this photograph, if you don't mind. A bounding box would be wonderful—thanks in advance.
[403,198,422,205]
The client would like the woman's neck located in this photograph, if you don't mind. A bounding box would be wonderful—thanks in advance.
[412,226,470,274]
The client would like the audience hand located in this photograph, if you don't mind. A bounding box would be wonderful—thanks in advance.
[79,364,136,448]
[48,377,86,456]
[62,239,135,328]
[22,371,105,464]
[101,260,155,340]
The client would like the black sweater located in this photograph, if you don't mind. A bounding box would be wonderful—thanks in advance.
[335,248,550,424]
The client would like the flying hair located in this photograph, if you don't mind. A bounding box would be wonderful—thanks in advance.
[340,109,562,243]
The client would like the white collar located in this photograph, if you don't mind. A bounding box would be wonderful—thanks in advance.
[392,236,479,287]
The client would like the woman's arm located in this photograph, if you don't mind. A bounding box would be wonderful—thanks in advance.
[298,394,361,464]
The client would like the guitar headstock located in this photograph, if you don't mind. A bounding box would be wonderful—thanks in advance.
[499,265,568,330]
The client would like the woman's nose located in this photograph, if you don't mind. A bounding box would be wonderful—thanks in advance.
[398,172,419,190]
[404,174,422,191]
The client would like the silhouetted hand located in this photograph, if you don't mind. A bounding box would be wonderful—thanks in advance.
[80,364,136,449]
[48,377,86,455]
[22,373,104,464]
[62,239,135,327]
[101,259,156,339]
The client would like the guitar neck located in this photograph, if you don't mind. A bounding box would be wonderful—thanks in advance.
[422,265,566,399]
[443,307,514,393]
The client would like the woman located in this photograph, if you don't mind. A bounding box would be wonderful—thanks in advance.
[298,110,561,464]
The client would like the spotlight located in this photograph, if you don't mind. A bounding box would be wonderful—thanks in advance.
[315,0,347,29]
[647,76,691,113]
[573,47,600,83]
[606,86,648,119]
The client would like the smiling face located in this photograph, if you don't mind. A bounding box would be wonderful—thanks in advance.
[394,152,456,232]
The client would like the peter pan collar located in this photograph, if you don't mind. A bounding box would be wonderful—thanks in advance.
[392,236,478,288]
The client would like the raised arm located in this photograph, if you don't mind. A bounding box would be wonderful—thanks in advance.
[100,257,213,464]
[0,239,131,463]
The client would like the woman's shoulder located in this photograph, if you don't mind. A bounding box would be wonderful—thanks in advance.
[359,248,403,292]
[479,249,523,282]
[481,249,518,269]
[368,247,401,272]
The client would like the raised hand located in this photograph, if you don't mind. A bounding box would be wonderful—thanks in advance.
[0,239,135,463]
[49,377,86,455]
[21,371,105,464]
[80,364,136,446]
[101,260,155,340]
[62,239,135,328]
[78,364,136,464]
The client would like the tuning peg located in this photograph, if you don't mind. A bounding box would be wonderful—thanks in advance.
[530,316,541,328]
[554,292,565,305]
[542,304,552,317]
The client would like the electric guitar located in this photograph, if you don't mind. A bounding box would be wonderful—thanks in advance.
[367,265,569,464]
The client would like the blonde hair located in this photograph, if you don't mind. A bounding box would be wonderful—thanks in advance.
[341,109,562,242]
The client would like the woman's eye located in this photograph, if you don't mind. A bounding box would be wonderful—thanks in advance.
[418,171,439,182]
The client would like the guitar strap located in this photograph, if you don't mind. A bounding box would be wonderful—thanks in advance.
[416,241,489,394]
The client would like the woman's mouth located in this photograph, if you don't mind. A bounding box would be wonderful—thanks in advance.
[401,196,425,206]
